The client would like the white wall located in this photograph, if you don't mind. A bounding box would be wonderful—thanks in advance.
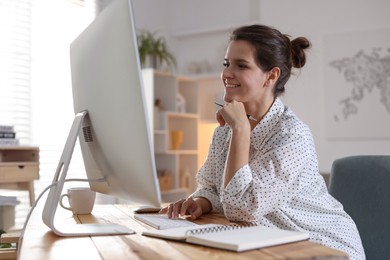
[259,0,390,173]
[133,0,260,74]
[132,0,390,173]
[132,0,170,36]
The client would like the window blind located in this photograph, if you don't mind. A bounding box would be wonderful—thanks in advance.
[0,0,32,143]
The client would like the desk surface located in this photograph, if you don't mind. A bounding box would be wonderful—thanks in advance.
[19,204,348,259]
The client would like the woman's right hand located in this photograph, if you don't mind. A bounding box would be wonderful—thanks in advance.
[159,197,203,220]
[215,100,250,128]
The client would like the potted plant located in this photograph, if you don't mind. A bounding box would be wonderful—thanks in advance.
[137,30,176,71]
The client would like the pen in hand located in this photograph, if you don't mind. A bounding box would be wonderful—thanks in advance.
[214,102,257,121]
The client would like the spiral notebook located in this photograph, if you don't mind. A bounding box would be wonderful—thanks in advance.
[142,224,310,252]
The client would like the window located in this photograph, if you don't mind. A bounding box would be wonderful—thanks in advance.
[0,0,96,229]
[0,0,32,143]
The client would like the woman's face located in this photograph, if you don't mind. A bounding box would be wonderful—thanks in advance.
[221,40,269,104]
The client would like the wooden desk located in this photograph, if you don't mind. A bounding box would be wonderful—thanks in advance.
[0,146,39,206]
[18,204,348,259]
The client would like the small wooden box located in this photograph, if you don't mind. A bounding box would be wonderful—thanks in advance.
[158,175,172,191]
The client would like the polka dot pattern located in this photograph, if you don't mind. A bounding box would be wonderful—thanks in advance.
[192,98,365,260]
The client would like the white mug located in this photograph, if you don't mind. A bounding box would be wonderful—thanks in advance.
[60,187,96,215]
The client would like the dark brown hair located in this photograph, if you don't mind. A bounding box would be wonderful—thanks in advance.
[230,24,311,96]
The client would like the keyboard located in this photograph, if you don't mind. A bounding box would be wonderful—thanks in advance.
[134,214,198,230]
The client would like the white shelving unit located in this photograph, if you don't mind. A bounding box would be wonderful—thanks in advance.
[142,69,200,202]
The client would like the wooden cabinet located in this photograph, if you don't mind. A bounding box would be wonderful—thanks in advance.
[0,146,39,206]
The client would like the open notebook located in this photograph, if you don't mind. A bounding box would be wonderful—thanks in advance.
[142,224,310,252]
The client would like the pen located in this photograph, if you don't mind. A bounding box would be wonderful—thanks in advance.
[214,102,257,121]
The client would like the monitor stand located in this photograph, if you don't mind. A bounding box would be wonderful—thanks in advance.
[42,110,134,236]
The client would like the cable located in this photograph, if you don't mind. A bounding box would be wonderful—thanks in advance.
[16,177,106,258]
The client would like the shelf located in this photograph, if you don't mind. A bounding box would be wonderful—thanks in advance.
[155,150,198,155]
[0,146,38,150]
[0,162,38,166]
[154,130,167,135]
[0,146,39,163]
[163,111,199,119]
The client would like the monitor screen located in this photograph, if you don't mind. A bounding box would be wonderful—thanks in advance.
[69,0,161,207]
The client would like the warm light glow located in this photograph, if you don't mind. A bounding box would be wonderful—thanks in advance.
[198,122,219,167]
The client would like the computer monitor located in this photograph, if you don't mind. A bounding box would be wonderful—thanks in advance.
[42,0,161,236]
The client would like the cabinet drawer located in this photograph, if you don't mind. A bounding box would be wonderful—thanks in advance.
[0,164,39,182]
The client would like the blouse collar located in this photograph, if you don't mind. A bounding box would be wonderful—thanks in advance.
[250,97,285,150]
[222,97,285,152]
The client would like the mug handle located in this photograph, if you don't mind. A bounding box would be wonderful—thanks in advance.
[59,194,72,211]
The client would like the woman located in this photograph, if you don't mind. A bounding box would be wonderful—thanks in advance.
[160,24,365,259]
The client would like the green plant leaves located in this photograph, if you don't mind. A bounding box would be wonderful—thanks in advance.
[137,30,176,70]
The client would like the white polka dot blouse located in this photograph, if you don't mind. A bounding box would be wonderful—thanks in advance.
[192,98,365,260]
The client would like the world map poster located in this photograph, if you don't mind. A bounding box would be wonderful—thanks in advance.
[323,28,390,139]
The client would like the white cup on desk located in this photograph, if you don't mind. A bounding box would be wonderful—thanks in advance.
[59,187,96,215]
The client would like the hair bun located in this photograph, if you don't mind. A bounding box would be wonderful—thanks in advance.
[291,37,311,68]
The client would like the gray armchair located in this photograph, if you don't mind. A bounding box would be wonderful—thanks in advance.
[328,155,390,260]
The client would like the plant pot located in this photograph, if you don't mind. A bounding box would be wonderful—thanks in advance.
[142,55,161,69]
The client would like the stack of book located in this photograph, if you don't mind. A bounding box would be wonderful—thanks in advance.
[0,125,19,146]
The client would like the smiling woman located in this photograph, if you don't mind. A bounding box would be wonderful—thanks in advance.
[160,24,365,260]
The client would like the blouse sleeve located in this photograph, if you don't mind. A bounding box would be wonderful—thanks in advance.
[221,129,313,222]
